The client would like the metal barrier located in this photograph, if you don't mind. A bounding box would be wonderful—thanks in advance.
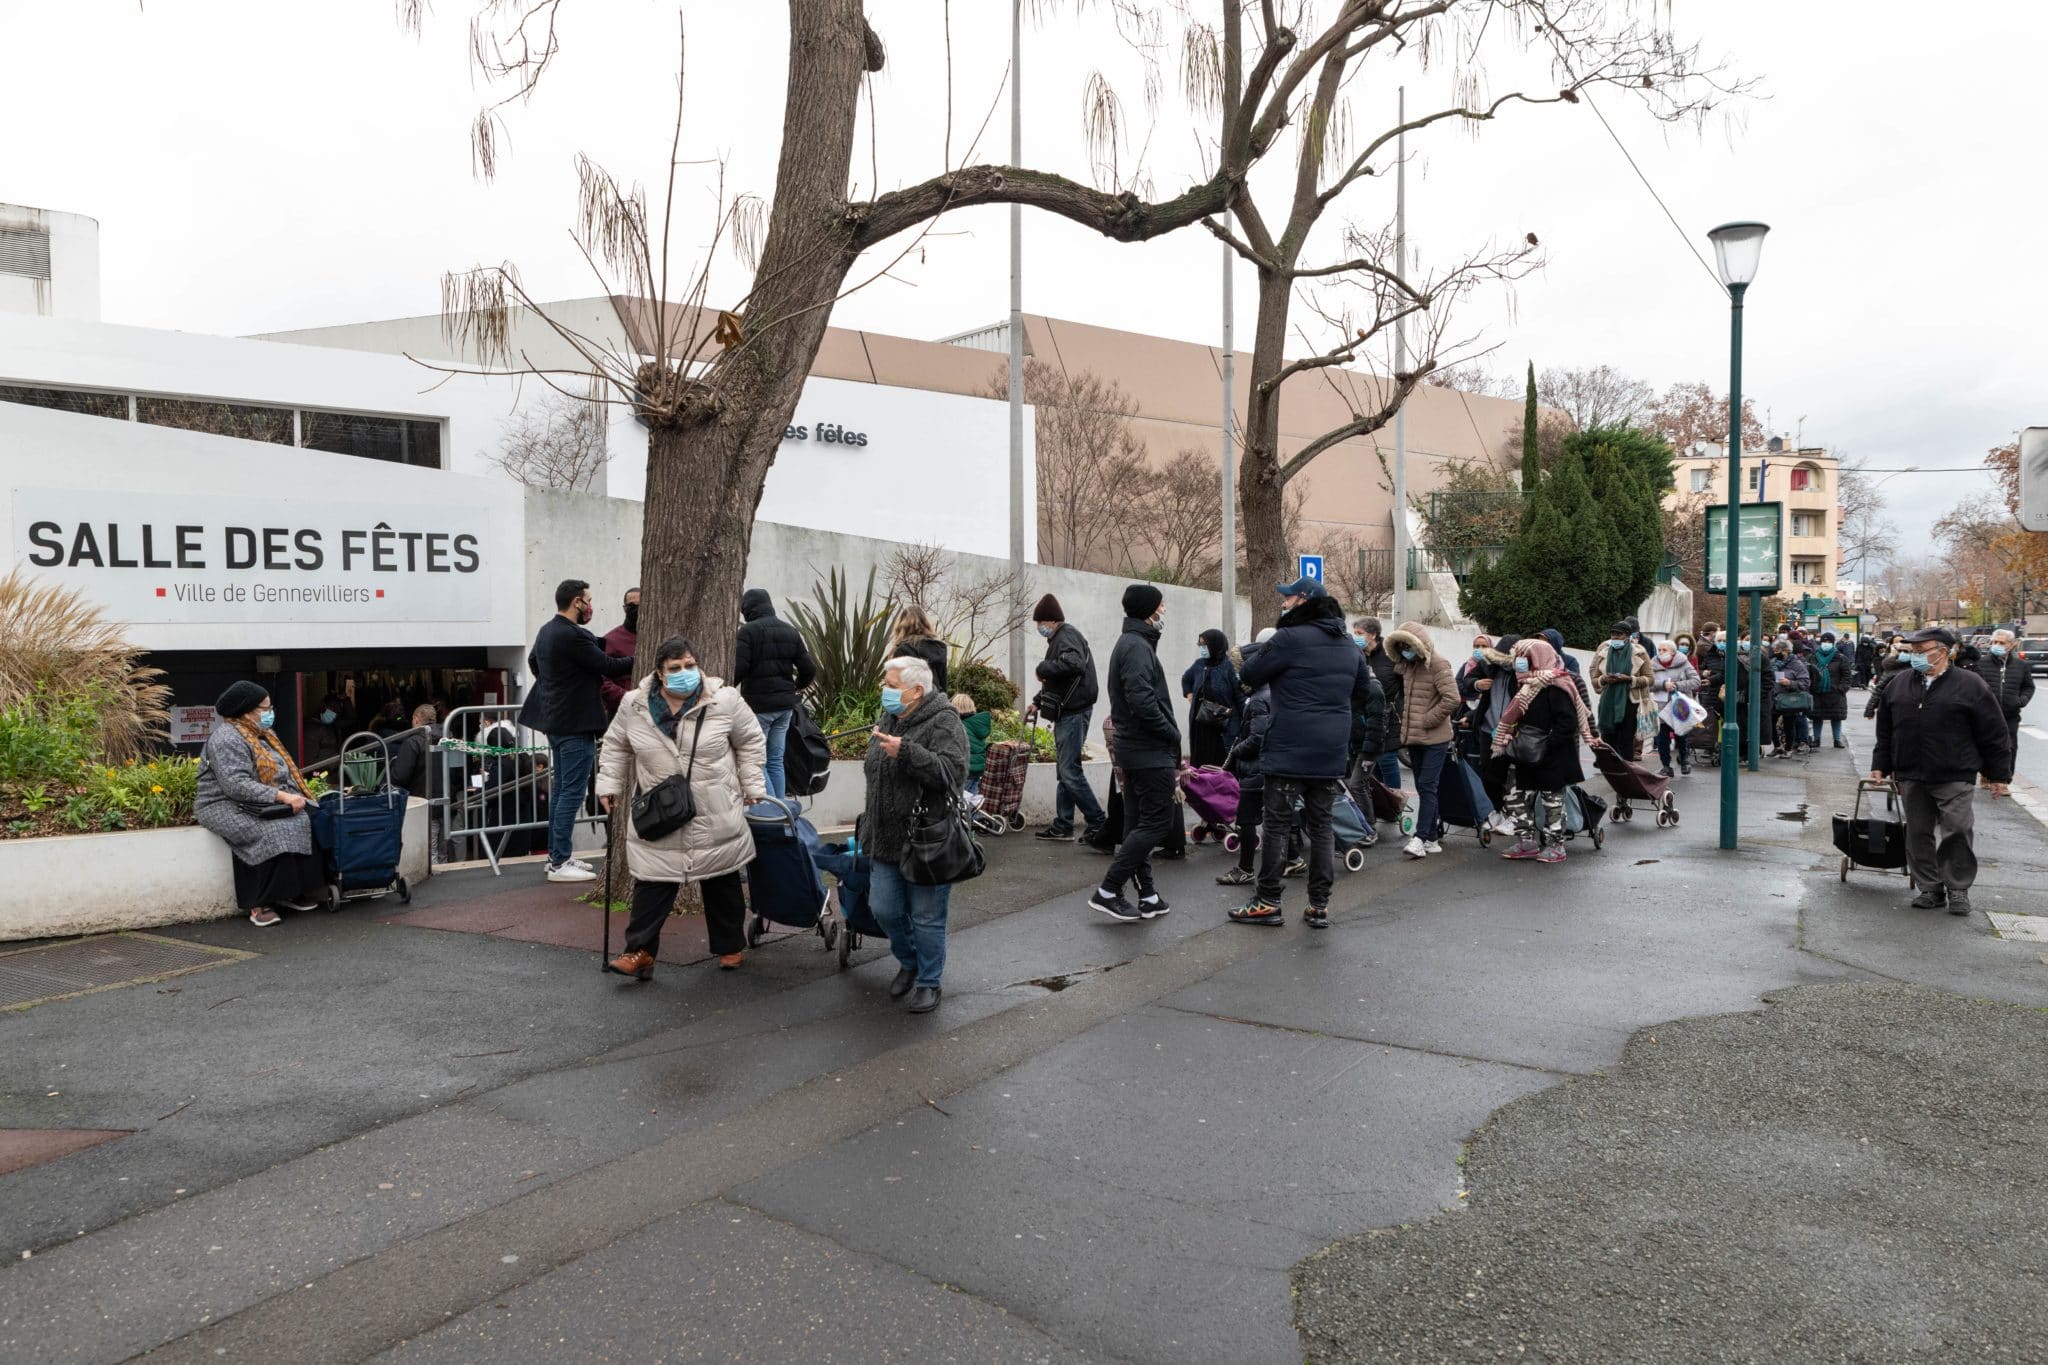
[435,704,604,874]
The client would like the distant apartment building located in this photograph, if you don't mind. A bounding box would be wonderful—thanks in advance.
[1672,438,1842,599]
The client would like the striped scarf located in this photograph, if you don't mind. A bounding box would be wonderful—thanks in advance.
[230,715,305,792]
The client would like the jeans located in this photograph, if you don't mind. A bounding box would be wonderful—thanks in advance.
[625,871,745,957]
[964,775,981,794]
[1103,764,1176,897]
[545,735,595,867]
[868,858,953,988]
[1375,750,1402,790]
[1051,707,1105,834]
[757,708,793,798]
[1258,776,1336,907]
[1406,741,1449,842]
[1654,723,1692,770]
[1829,717,1845,745]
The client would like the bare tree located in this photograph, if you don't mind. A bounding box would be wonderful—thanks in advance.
[1130,448,1227,586]
[1321,528,1395,617]
[1424,360,1519,398]
[882,543,1032,672]
[1537,364,1655,434]
[491,392,611,491]
[1833,454,1896,594]
[987,360,1148,572]
[1644,379,1765,454]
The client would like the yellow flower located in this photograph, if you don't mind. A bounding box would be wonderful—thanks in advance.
[151,785,164,794]
[127,758,136,766]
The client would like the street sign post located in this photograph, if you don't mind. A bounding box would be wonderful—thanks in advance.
[1298,553,1324,586]
[1703,501,1784,595]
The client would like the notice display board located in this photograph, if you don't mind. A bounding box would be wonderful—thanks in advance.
[1703,501,1784,595]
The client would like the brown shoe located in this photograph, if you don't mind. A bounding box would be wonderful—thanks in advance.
[717,952,744,971]
[608,949,655,980]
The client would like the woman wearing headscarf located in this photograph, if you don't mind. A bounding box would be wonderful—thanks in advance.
[1492,638,1601,864]
[1649,637,1701,777]
[193,681,326,927]
[597,635,767,980]
[1810,632,1853,749]
[1180,628,1242,769]
[887,604,951,694]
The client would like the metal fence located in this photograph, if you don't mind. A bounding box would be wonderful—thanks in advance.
[435,704,602,874]
[1406,545,1504,590]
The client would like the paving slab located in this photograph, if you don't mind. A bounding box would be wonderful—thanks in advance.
[372,1200,1082,1365]
[1293,983,2048,1364]
[734,1004,1554,1365]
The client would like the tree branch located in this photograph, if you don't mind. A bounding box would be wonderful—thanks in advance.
[851,165,1230,250]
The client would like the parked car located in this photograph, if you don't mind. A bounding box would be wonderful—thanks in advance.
[2023,637,2048,677]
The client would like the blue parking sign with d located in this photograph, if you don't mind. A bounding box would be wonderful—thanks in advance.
[1298,553,1324,584]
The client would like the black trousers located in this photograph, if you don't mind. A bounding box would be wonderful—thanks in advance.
[625,870,746,957]
[231,849,326,911]
[1597,703,1637,755]
[1258,776,1337,908]
[1235,785,1264,871]
[1104,766,1177,896]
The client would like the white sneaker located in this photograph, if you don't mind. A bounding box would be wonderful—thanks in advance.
[1486,811,1514,835]
[567,857,595,871]
[1402,836,1429,859]
[1422,839,1444,854]
[547,863,597,883]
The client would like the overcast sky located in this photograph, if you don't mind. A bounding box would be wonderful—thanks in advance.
[4,0,2042,541]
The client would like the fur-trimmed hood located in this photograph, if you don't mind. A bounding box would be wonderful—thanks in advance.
[1386,620,1435,668]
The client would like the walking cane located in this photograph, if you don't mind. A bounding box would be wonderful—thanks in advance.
[598,800,618,973]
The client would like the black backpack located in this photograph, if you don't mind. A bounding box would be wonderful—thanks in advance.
[783,705,834,797]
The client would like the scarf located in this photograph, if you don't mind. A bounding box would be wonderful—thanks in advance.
[1813,648,1835,694]
[648,677,704,739]
[230,715,304,792]
[1596,640,1632,729]
[1494,640,1597,753]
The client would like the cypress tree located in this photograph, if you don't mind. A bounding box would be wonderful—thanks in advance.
[1519,361,1540,516]
[1466,445,1620,645]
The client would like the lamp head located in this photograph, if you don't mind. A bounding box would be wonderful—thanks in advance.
[1707,221,1770,289]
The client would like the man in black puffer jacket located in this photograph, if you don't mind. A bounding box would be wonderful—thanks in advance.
[1090,584,1181,924]
[1969,628,2036,761]
[1230,577,1372,929]
[734,588,818,799]
[1027,594,1105,841]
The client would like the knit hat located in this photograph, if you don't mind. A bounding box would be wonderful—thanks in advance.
[1032,593,1064,623]
[1121,584,1164,619]
[215,680,268,719]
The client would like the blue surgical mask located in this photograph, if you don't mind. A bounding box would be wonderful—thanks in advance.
[1737,642,1750,653]
[1398,648,1416,661]
[1472,649,1487,662]
[258,709,276,730]
[1351,635,1368,650]
[880,686,906,715]
[1037,625,1053,639]
[1818,643,1835,656]
[662,667,701,694]
[1990,644,2008,658]
[318,709,336,725]
[1676,646,1690,657]
[1514,658,1530,674]
[1905,651,1933,673]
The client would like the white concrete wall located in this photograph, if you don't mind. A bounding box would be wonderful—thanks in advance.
[0,205,100,322]
[0,800,428,942]
[801,758,1112,830]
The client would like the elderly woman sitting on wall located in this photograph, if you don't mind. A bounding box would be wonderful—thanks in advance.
[193,681,325,927]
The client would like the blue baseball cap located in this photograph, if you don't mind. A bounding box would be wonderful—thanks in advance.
[1276,576,1324,599]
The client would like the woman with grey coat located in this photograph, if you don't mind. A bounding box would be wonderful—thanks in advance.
[860,654,970,1015]
[194,680,326,927]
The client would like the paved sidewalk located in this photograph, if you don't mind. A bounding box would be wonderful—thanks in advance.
[2,703,2045,1363]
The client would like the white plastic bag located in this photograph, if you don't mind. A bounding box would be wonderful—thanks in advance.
[1659,693,1704,735]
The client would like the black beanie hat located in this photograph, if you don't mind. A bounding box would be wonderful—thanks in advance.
[1033,593,1064,623]
[1122,583,1164,619]
[216,680,268,719]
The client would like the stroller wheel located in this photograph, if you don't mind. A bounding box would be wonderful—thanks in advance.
[1655,809,1672,828]
[1590,824,1604,851]
[1399,811,1417,836]
[1839,855,1850,883]
[837,923,853,968]
[821,915,840,949]
[1479,825,1493,846]
[746,914,767,948]
[1222,832,1240,853]
[395,877,411,905]
[1190,827,1207,845]
[1609,806,1624,824]
[1344,847,1366,873]
[325,884,343,913]
[1660,792,1677,813]
[1008,811,1026,831]
[1667,807,1679,826]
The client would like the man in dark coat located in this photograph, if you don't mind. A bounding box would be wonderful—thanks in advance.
[734,587,819,798]
[600,586,639,717]
[1872,626,2014,918]
[1969,628,2036,763]
[518,578,635,882]
[1229,577,1373,930]
[1853,634,1877,687]
[1356,617,1403,789]
[1028,594,1106,841]
[1090,584,1180,923]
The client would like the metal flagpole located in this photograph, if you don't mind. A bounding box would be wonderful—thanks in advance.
[1221,241,1236,641]
[1006,0,1028,702]
[1390,85,1410,623]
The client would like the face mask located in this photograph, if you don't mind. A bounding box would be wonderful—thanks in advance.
[1676,646,1690,657]
[662,667,700,694]
[623,604,639,632]
[318,709,336,725]
[1398,648,1416,662]
[1906,651,1933,674]
[880,686,906,715]
[1472,649,1487,662]
[1351,635,1368,650]
[1514,658,1530,674]
[1991,644,2008,658]
[258,709,276,730]
[1737,643,1750,654]
[1037,625,1053,639]
[1149,611,1165,629]
[576,605,593,625]
[1818,644,1835,656]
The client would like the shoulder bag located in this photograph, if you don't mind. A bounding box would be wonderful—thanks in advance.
[1504,722,1551,768]
[1192,662,1233,729]
[631,710,708,841]
[1774,689,1814,713]
[902,790,986,886]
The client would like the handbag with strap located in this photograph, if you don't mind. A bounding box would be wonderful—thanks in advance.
[1192,662,1233,729]
[1504,721,1551,768]
[631,710,708,841]
[1775,689,1814,712]
[902,790,986,886]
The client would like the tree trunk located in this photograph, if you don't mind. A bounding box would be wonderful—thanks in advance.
[1238,264,1295,630]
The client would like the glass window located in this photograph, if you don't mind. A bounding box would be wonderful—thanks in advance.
[300,410,442,469]
[1792,511,1825,537]
[1791,558,1826,585]
[1746,465,1760,490]
[1689,467,1710,493]
[0,382,129,420]
[137,395,294,444]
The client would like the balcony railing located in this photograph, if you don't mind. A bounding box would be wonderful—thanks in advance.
[1407,545,1504,590]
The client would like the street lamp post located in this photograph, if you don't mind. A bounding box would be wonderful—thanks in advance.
[1709,221,1768,851]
